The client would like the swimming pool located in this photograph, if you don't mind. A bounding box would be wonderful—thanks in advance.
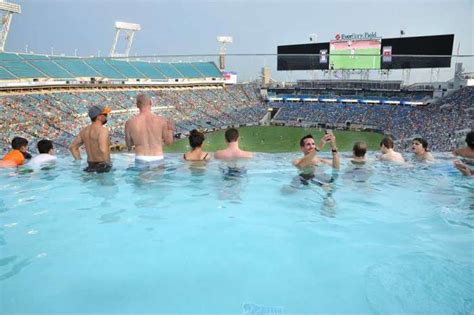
[0,153,472,314]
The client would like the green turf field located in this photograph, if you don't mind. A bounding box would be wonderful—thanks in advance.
[164,126,384,153]
[330,48,380,69]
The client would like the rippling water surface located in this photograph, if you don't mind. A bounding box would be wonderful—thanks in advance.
[0,153,472,314]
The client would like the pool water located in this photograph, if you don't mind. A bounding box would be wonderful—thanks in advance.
[0,153,472,314]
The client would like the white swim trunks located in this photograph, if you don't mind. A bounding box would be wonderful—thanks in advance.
[135,155,164,168]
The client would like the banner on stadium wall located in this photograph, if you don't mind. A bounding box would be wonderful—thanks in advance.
[223,71,237,84]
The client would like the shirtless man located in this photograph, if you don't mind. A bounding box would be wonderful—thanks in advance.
[293,134,340,171]
[453,131,474,176]
[411,137,435,162]
[124,94,174,167]
[453,131,474,160]
[378,137,405,163]
[69,105,112,173]
[350,141,368,164]
[214,128,253,160]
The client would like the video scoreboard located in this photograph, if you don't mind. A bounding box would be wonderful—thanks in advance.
[277,34,454,71]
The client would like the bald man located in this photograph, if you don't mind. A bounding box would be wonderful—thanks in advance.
[125,93,174,167]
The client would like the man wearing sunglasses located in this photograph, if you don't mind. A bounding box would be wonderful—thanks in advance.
[69,105,112,173]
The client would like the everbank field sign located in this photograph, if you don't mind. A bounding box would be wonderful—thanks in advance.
[335,32,378,41]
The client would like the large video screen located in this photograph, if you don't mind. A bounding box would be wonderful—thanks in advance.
[277,34,454,71]
[329,39,381,70]
[380,34,454,69]
[277,43,330,71]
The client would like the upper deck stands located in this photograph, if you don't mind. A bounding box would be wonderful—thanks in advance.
[84,59,126,79]
[193,62,222,77]
[172,63,203,78]
[0,52,223,81]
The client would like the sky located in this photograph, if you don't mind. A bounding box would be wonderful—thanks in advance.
[6,0,474,82]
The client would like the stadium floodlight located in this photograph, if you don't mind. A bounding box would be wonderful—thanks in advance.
[0,0,21,52]
[217,36,233,70]
[115,21,141,31]
[217,36,233,44]
[110,21,141,58]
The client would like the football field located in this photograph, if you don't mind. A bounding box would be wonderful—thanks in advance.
[165,126,384,153]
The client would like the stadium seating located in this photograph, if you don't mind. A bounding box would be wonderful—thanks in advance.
[0,53,224,81]
[172,63,203,78]
[52,57,101,77]
[153,63,184,78]
[131,61,166,79]
[193,62,223,77]
[0,83,471,153]
[84,59,126,79]
[107,59,147,79]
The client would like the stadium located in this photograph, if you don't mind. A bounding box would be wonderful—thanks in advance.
[0,1,473,314]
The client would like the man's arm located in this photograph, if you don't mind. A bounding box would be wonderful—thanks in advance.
[163,119,174,145]
[69,133,83,160]
[293,150,316,168]
[99,128,111,163]
[454,160,473,176]
[124,121,134,151]
[329,135,340,169]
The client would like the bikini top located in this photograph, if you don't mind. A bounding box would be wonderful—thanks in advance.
[183,153,208,161]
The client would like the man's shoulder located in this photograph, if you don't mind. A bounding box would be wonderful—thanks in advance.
[151,114,166,123]
[239,150,253,158]
[214,149,226,159]
[79,125,90,135]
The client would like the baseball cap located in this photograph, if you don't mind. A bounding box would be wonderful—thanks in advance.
[88,105,112,120]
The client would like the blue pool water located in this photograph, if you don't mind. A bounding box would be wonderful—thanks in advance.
[0,153,472,314]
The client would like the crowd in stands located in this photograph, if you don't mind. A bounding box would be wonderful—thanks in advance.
[273,86,473,151]
[0,84,471,153]
[0,84,265,153]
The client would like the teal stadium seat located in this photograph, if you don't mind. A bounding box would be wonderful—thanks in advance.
[0,53,222,81]
[0,66,16,79]
[0,53,46,78]
[84,59,126,79]
[52,57,101,77]
[107,60,147,79]
[192,62,222,77]
[172,63,203,78]
[153,63,184,78]
[131,61,166,80]
[19,54,73,79]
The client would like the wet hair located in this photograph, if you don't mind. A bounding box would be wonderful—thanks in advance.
[353,141,367,157]
[188,129,205,149]
[11,137,28,150]
[136,93,151,109]
[37,139,53,154]
[412,137,428,150]
[299,134,314,147]
[225,128,239,143]
[466,131,474,149]
[380,137,394,149]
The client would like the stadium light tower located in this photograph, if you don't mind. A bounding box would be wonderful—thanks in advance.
[0,0,21,52]
[110,21,141,58]
[217,36,232,71]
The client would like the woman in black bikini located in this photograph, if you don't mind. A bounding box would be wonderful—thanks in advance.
[183,129,211,161]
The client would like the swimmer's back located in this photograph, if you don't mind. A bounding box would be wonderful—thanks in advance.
[126,112,168,156]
